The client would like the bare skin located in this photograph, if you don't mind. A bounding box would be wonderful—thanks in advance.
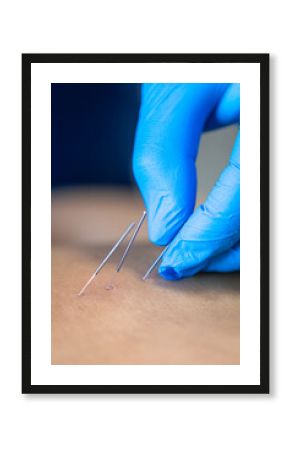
[52,188,240,365]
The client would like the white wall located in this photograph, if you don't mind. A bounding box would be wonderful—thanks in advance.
[197,125,238,200]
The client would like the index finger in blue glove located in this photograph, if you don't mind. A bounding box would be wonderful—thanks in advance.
[159,131,240,280]
[133,83,228,246]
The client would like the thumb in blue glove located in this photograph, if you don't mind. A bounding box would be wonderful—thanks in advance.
[133,83,240,280]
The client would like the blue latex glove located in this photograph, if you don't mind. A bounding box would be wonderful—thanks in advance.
[133,83,240,280]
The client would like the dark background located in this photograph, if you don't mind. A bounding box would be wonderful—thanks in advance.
[51,83,237,199]
[51,83,141,187]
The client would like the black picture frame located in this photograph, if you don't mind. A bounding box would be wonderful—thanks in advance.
[22,53,269,394]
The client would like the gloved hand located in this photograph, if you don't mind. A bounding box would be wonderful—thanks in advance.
[133,83,240,280]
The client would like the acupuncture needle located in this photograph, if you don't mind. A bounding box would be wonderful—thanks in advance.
[78,222,135,296]
[115,210,147,273]
[142,246,168,281]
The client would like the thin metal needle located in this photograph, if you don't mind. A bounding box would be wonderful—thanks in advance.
[142,246,168,281]
[116,210,147,273]
[78,222,135,296]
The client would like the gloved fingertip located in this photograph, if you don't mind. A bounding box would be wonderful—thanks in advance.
[159,266,181,281]
[147,197,193,246]
[147,215,176,246]
[148,225,172,246]
[158,238,223,280]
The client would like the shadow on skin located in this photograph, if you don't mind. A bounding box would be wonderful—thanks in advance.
[52,241,240,365]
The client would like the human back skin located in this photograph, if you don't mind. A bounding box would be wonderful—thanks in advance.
[51,188,240,365]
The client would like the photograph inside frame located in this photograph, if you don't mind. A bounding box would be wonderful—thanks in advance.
[51,82,240,365]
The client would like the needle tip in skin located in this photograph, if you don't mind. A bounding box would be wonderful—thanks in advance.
[142,247,168,281]
[77,222,135,296]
